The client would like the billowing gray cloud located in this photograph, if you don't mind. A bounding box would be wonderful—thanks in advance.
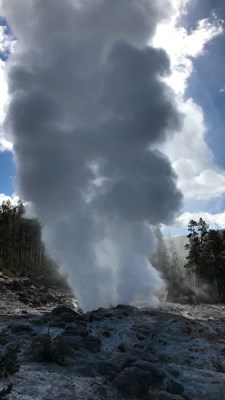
[3,0,182,310]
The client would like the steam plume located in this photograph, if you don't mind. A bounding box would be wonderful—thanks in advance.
[3,0,182,310]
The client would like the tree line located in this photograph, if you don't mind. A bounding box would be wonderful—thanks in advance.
[184,218,225,300]
[2,199,225,298]
[150,219,225,301]
[0,200,63,285]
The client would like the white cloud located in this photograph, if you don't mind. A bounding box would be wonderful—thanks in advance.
[153,0,225,222]
[153,4,223,94]
[0,24,16,55]
[0,22,15,152]
[176,211,225,229]
[0,60,12,151]
[0,137,13,152]
[0,193,19,205]
[0,60,8,123]
[160,98,225,201]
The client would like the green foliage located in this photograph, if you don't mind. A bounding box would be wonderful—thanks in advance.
[0,383,13,399]
[185,218,225,299]
[184,219,209,280]
[32,334,72,365]
[0,331,8,346]
[0,344,20,398]
[0,345,20,378]
[0,200,65,286]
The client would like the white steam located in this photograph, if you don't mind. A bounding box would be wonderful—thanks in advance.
[3,0,182,310]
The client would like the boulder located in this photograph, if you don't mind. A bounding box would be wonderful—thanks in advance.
[85,335,101,352]
[55,312,77,323]
[113,366,152,397]
[118,343,126,352]
[97,361,119,381]
[10,323,33,334]
[166,381,184,396]
[63,335,85,350]
[48,317,66,328]
[51,306,81,318]
[88,308,112,321]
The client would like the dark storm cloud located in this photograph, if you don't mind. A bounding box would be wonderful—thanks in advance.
[3,0,183,309]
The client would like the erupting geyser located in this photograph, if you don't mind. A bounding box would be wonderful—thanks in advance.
[3,0,182,310]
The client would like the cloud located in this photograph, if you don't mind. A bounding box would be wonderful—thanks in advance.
[0,192,19,204]
[160,98,225,201]
[219,85,225,94]
[153,1,225,211]
[0,60,13,151]
[0,18,15,151]
[0,22,16,58]
[153,5,223,94]
[3,0,183,310]
[176,210,225,230]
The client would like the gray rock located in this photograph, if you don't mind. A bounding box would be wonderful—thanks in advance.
[114,359,168,397]
[132,360,166,391]
[166,381,184,395]
[101,330,111,338]
[115,352,158,372]
[75,363,98,377]
[113,366,152,397]
[51,306,80,318]
[85,335,101,352]
[63,322,88,337]
[63,335,85,350]
[88,307,112,321]
[10,323,33,333]
[49,317,66,328]
[57,312,78,323]
[64,322,78,330]
[118,343,126,352]
[97,361,119,381]
[148,391,185,400]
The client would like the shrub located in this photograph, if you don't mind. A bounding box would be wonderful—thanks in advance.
[0,344,20,378]
[0,344,20,398]
[32,334,72,365]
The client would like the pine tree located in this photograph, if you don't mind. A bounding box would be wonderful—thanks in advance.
[184,218,209,285]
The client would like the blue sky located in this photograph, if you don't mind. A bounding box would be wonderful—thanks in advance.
[185,2,225,170]
[0,16,14,197]
[1,0,225,232]
[0,150,15,195]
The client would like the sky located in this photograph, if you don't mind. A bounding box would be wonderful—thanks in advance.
[0,0,225,235]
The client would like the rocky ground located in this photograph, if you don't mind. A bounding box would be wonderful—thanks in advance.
[1,277,225,399]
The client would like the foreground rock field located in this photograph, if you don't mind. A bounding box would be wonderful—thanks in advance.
[1,277,225,399]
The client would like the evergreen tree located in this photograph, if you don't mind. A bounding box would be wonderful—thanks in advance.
[185,217,225,300]
[0,200,62,284]
[205,229,225,299]
[184,218,209,285]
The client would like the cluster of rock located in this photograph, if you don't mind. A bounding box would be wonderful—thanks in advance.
[1,301,225,399]
[0,305,186,399]
[0,274,225,400]
[0,275,73,310]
